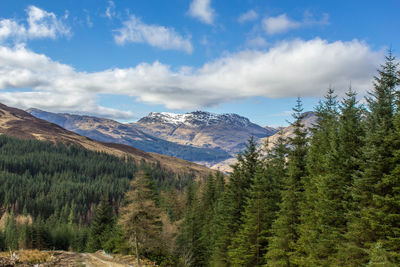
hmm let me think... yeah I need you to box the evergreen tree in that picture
[266,98,308,266]
[367,241,397,267]
[4,212,18,250]
[228,166,279,266]
[87,197,115,252]
[228,135,287,267]
[344,51,400,265]
[119,171,162,267]
[177,182,205,267]
[200,173,225,266]
[210,137,261,266]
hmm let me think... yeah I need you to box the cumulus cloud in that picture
[0,6,70,42]
[238,10,258,23]
[0,38,382,119]
[188,0,215,24]
[263,12,329,35]
[114,15,193,54]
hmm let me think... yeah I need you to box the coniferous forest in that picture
[1,52,400,266]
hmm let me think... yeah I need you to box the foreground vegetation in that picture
[175,52,400,266]
[1,52,399,266]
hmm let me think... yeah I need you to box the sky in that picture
[0,0,399,127]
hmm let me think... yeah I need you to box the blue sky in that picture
[0,0,399,126]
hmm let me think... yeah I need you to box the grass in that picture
[0,249,54,264]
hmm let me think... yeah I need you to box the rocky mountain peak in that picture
[138,111,252,128]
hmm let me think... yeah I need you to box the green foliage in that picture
[343,51,400,266]
[210,137,262,266]
[266,98,309,266]
[86,198,115,252]
[367,241,397,267]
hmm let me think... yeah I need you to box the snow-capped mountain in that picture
[140,111,254,128]
[134,111,278,155]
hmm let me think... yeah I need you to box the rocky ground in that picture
[0,250,157,267]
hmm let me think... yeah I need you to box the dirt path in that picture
[83,253,134,267]
[0,250,142,266]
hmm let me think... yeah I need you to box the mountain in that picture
[262,111,318,150]
[0,103,213,177]
[134,111,278,154]
[27,108,231,163]
[212,112,318,173]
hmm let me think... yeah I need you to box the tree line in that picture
[176,52,400,266]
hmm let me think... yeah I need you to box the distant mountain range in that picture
[27,109,278,166]
[25,106,317,172]
[0,103,214,177]
[27,109,232,164]
[135,111,277,154]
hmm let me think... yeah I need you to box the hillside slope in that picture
[27,108,231,163]
[262,111,318,150]
[0,103,213,177]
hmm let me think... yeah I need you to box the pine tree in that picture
[177,181,207,267]
[119,171,162,267]
[296,89,339,265]
[266,98,308,266]
[4,212,18,250]
[367,241,397,267]
[87,197,115,252]
[344,51,400,266]
[229,166,279,266]
[210,137,261,266]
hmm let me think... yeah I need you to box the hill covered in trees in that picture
[0,102,214,178]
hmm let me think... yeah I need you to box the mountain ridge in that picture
[27,108,231,163]
[0,103,214,177]
[134,110,278,154]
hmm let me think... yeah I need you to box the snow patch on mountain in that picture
[140,111,252,128]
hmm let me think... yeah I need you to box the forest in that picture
[1,52,400,266]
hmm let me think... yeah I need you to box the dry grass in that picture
[18,249,54,264]
[0,250,54,264]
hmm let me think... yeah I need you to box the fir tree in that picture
[344,51,400,266]
[4,212,18,250]
[86,197,115,252]
[228,166,280,266]
[266,98,308,266]
[177,182,205,267]
[211,137,261,266]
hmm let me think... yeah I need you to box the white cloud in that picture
[238,10,258,23]
[114,15,193,54]
[0,6,70,42]
[0,39,382,119]
[105,1,116,20]
[262,14,300,35]
[246,36,268,48]
[262,12,329,35]
[188,0,215,25]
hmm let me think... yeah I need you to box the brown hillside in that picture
[0,103,213,177]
